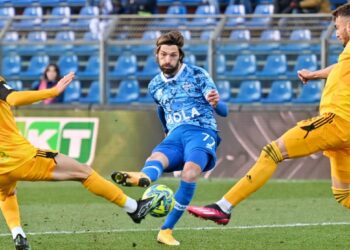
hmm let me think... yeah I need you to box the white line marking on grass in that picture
[0,222,349,237]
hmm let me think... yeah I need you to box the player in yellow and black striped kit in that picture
[0,72,160,250]
[187,3,350,226]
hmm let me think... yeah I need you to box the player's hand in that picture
[297,69,314,84]
[206,90,220,107]
[55,72,75,94]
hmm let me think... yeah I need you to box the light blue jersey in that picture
[149,63,218,133]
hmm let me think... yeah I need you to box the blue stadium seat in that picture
[58,54,79,75]
[250,30,280,52]
[39,0,64,6]
[246,4,274,27]
[17,31,46,55]
[70,6,99,29]
[186,5,217,27]
[109,53,137,79]
[138,91,153,103]
[187,30,212,55]
[131,30,161,55]
[231,80,261,103]
[292,80,323,103]
[328,54,338,65]
[256,54,287,77]
[77,55,99,78]
[286,54,317,77]
[261,80,292,103]
[224,4,245,26]
[63,80,81,103]
[11,0,37,6]
[109,79,140,104]
[42,6,70,29]
[204,53,226,75]
[73,31,100,54]
[160,4,187,27]
[0,0,11,5]
[80,81,100,104]
[226,54,256,77]
[7,80,23,90]
[280,29,312,52]
[2,32,19,54]
[20,54,49,78]
[219,30,250,54]
[0,7,14,28]
[137,55,160,79]
[216,80,231,101]
[66,0,86,6]
[2,54,21,77]
[183,53,196,65]
[46,31,75,54]
[13,6,43,29]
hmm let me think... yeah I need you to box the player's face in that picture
[46,66,58,81]
[157,45,181,76]
[335,16,350,47]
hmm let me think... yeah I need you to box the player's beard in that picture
[160,60,181,76]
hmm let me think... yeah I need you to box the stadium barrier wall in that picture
[14,106,330,179]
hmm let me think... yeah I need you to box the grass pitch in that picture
[0,178,349,250]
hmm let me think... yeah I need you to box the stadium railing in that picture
[0,11,335,105]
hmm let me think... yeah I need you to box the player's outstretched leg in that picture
[127,196,163,224]
[111,159,164,187]
[187,202,231,225]
[0,194,31,250]
[188,142,283,225]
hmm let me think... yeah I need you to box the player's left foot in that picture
[127,196,162,224]
[157,229,180,246]
[111,171,151,187]
[187,204,231,225]
[14,234,31,250]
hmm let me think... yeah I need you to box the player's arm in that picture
[298,64,335,84]
[157,105,169,135]
[5,72,74,106]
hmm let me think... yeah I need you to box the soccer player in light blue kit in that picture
[111,31,227,245]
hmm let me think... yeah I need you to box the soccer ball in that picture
[142,184,175,217]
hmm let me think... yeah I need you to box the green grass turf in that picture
[0,178,349,250]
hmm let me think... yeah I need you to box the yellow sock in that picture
[82,170,127,207]
[224,142,283,206]
[0,194,21,229]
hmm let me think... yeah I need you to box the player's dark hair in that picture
[332,3,350,20]
[156,31,185,62]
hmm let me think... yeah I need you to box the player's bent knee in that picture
[181,166,201,182]
[74,164,92,180]
[332,188,350,209]
[261,141,284,164]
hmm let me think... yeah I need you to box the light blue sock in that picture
[141,160,164,182]
[161,180,196,230]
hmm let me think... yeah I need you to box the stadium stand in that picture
[0,6,14,28]
[109,79,140,104]
[2,53,21,77]
[256,54,287,77]
[63,79,81,103]
[219,29,251,54]
[42,6,71,29]
[79,80,100,103]
[13,6,43,29]
[224,4,245,26]
[216,80,231,101]
[231,80,261,103]
[226,54,256,77]
[292,80,323,103]
[19,54,49,78]
[261,80,293,103]
[109,53,138,79]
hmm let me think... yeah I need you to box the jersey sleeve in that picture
[197,68,218,97]
[0,78,14,101]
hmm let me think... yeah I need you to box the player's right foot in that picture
[14,234,31,250]
[157,229,180,246]
[127,195,162,224]
[111,171,151,187]
[187,203,231,225]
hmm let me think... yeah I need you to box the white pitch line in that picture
[0,221,349,237]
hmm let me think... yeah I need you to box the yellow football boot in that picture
[157,229,180,246]
[111,171,151,187]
